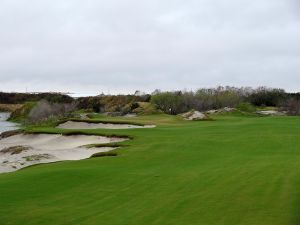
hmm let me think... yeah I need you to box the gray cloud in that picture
[0,0,300,94]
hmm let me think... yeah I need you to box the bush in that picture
[236,102,256,113]
[132,102,159,115]
[76,95,151,113]
[9,102,36,122]
[27,100,77,124]
[0,104,23,112]
[151,92,186,115]
[280,98,300,115]
[195,87,244,111]
[0,92,73,104]
[150,87,294,115]
[151,87,246,115]
[247,87,286,107]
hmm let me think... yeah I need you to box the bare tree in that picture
[280,98,300,115]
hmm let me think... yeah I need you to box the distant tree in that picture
[279,98,300,115]
[151,92,186,115]
[0,92,74,104]
[247,87,286,106]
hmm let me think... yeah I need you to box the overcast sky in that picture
[0,0,300,95]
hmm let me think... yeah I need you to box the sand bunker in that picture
[181,111,209,121]
[57,121,155,129]
[0,133,127,173]
[256,110,286,116]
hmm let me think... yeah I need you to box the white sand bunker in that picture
[57,121,155,129]
[0,133,127,173]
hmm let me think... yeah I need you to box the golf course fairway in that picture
[1,113,300,225]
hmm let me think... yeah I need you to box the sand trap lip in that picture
[57,121,156,130]
[0,133,127,173]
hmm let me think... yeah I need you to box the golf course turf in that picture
[1,113,300,225]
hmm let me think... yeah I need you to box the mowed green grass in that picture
[1,114,300,225]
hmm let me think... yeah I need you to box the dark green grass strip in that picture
[90,151,119,158]
[84,143,129,148]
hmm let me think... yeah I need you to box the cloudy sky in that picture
[0,0,300,95]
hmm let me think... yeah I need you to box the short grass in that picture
[1,114,300,225]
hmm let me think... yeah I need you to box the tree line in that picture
[3,87,300,124]
[0,92,73,104]
[150,86,300,115]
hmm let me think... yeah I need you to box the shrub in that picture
[0,92,73,104]
[132,102,159,115]
[151,87,246,114]
[9,102,36,122]
[236,102,256,113]
[280,98,300,115]
[0,104,23,112]
[76,95,150,113]
[27,100,77,124]
[247,87,286,107]
[151,92,186,115]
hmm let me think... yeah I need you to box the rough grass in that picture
[1,146,31,155]
[84,143,128,148]
[91,151,118,158]
[0,129,23,139]
[1,114,300,225]
[8,102,36,123]
[0,104,23,112]
[23,154,52,161]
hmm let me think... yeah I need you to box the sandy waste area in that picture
[0,134,127,173]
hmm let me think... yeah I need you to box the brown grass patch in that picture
[1,146,31,155]
[0,104,23,112]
